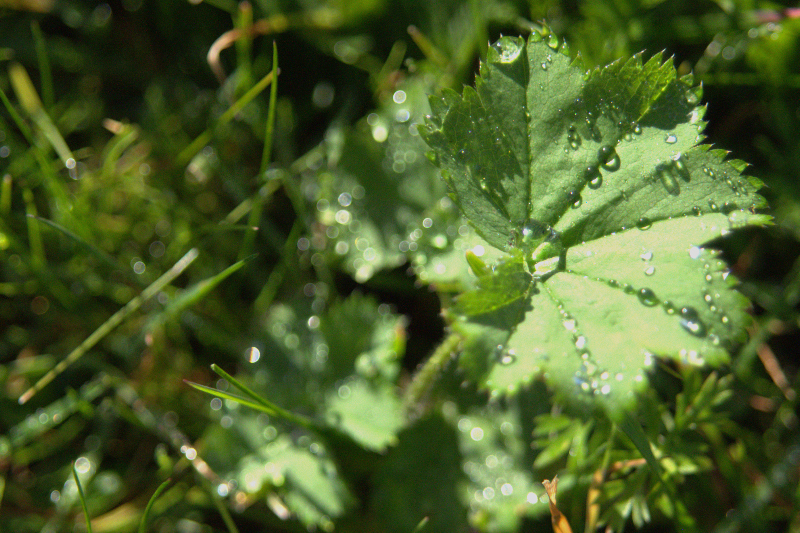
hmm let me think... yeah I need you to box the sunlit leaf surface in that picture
[420,30,769,417]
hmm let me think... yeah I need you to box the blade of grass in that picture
[9,62,74,164]
[234,1,254,94]
[407,25,449,69]
[184,380,309,426]
[1,173,11,217]
[0,84,74,220]
[73,463,93,533]
[29,215,128,273]
[22,189,44,270]
[30,21,54,110]
[412,517,430,532]
[212,364,313,429]
[187,363,316,430]
[176,69,277,167]
[0,473,6,510]
[259,43,279,176]
[207,479,241,533]
[145,253,256,331]
[138,478,172,533]
[240,43,280,260]
[101,122,140,180]
[18,248,200,404]
[252,221,301,314]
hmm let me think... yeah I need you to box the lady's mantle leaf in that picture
[420,30,769,418]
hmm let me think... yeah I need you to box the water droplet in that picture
[640,250,653,261]
[547,34,559,50]
[567,125,582,150]
[540,61,549,70]
[588,175,603,189]
[692,206,702,216]
[644,265,656,276]
[75,456,92,474]
[679,307,708,337]
[248,346,261,363]
[636,217,652,230]
[494,345,517,366]
[562,317,577,331]
[637,288,658,306]
[583,165,600,185]
[623,284,636,295]
[492,38,522,63]
[632,123,642,135]
[665,133,678,144]
[566,189,579,203]
[657,164,680,195]
[663,301,676,314]
[672,154,690,181]
[598,145,620,171]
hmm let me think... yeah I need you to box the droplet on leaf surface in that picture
[679,307,708,337]
[637,288,658,306]
[657,164,680,195]
[492,38,522,63]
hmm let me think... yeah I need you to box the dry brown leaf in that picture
[543,476,573,533]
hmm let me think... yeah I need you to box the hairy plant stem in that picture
[403,331,462,418]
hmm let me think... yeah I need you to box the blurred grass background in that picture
[1,0,799,532]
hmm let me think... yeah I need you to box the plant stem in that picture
[403,331,462,417]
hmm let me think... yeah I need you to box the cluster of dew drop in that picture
[654,148,691,196]
[556,307,623,397]
[561,101,638,207]
[454,412,543,511]
[312,85,436,283]
[407,198,479,283]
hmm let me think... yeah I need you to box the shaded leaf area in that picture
[314,78,446,283]
[370,415,467,533]
[199,293,406,528]
[420,30,769,418]
[408,197,507,291]
[444,383,553,532]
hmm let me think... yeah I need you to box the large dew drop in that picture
[679,307,708,337]
[598,145,620,171]
[637,288,658,307]
[492,38,523,63]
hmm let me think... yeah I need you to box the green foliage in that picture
[421,29,770,417]
[2,2,799,533]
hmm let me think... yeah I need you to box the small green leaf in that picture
[421,29,769,418]
[318,78,446,282]
[324,378,404,451]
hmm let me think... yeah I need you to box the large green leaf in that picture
[420,30,769,418]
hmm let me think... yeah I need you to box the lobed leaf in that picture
[420,29,769,418]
